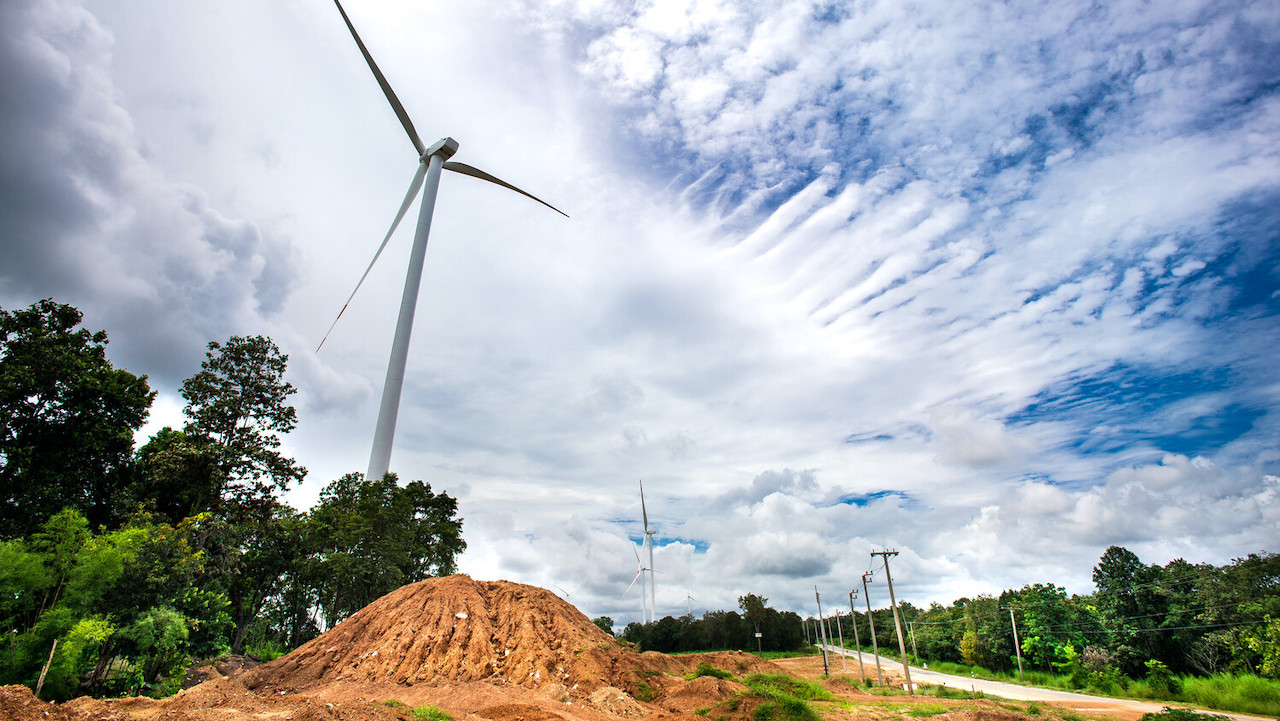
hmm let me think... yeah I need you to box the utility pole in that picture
[1003,605,1025,680]
[872,550,913,695]
[849,590,866,683]
[862,573,884,686]
[835,610,847,672]
[814,586,830,676]
[804,616,810,646]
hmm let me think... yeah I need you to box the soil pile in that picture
[244,574,665,696]
[0,684,126,721]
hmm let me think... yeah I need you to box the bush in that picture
[412,706,453,721]
[753,697,819,721]
[687,663,734,680]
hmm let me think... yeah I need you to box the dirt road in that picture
[817,645,1269,721]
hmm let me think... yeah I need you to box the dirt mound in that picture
[0,684,126,721]
[244,575,652,695]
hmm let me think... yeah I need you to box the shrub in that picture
[687,663,734,680]
[412,706,453,721]
[635,680,658,702]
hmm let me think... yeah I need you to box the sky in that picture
[2,0,1278,627]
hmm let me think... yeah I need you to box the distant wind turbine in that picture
[319,0,568,483]
[641,480,657,622]
[685,592,697,617]
[624,542,650,623]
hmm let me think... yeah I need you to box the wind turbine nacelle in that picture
[425,137,459,160]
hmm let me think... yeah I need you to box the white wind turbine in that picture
[318,0,568,482]
[623,543,650,624]
[640,480,657,622]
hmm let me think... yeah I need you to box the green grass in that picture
[694,707,712,716]
[916,684,979,700]
[906,703,948,717]
[752,696,820,721]
[634,679,658,702]
[1176,673,1280,717]
[412,706,453,721]
[383,699,407,709]
[687,662,735,680]
[761,649,821,659]
[740,673,833,721]
[245,641,287,662]
[743,674,834,701]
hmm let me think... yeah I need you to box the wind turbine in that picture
[320,0,568,483]
[624,542,649,624]
[640,480,657,622]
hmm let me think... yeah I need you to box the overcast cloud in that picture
[1,0,1277,624]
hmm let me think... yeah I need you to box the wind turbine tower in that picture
[640,480,657,623]
[321,0,567,482]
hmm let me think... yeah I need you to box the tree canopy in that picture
[0,300,468,698]
[0,300,154,536]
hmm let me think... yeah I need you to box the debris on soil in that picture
[181,653,263,689]
[588,687,648,719]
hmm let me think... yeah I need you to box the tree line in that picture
[819,546,1278,685]
[0,299,466,699]
[614,593,807,653]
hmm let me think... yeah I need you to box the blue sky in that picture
[1,0,1277,625]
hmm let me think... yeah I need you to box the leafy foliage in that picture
[0,300,154,536]
[0,301,468,699]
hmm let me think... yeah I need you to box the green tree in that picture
[303,472,465,628]
[0,299,154,536]
[196,499,304,654]
[125,428,222,523]
[593,616,615,635]
[739,593,768,649]
[179,335,306,505]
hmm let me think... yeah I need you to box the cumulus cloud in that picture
[0,0,298,382]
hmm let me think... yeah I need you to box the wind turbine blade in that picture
[443,161,570,218]
[623,569,643,596]
[632,543,642,565]
[316,162,427,352]
[640,480,649,532]
[332,0,426,157]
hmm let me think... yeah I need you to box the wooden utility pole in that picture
[849,590,866,683]
[862,572,884,686]
[814,586,830,676]
[1002,605,1025,680]
[872,550,913,695]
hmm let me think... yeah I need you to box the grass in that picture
[739,673,833,721]
[411,706,453,721]
[1176,673,1280,717]
[687,662,736,680]
[744,674,835,702]
[634,679,658,702]
[761,649,821,659]
[1138,708,1230,721]
[383,699,407,709]
[245,641,287,663]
